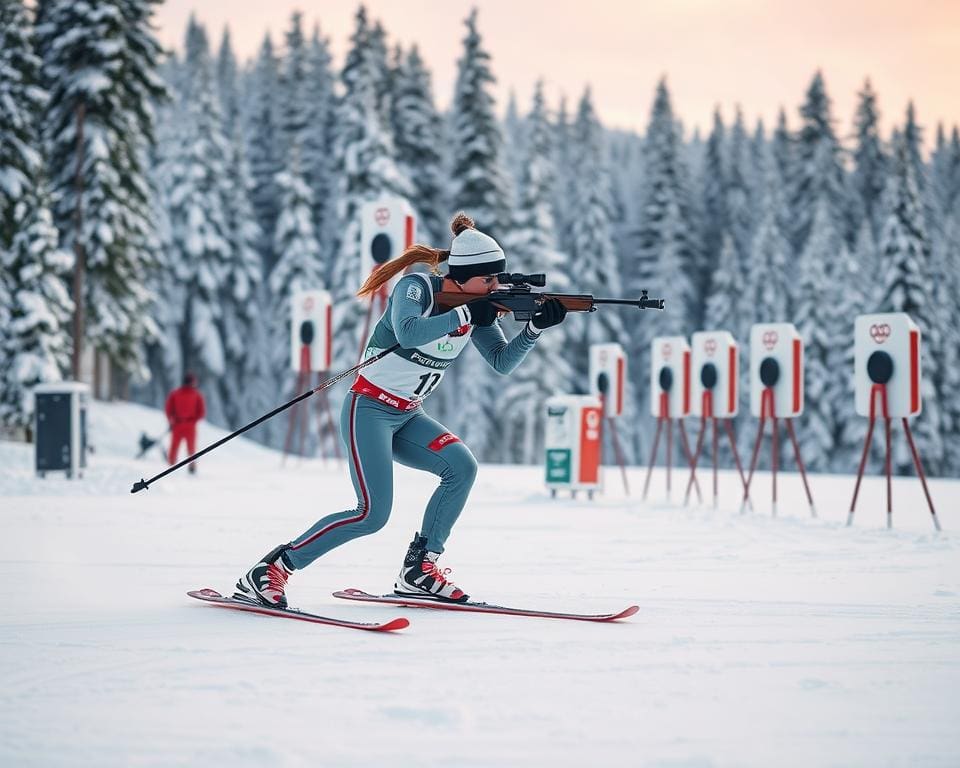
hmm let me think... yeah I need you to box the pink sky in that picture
[153,0,960,142]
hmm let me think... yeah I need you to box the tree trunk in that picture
[71,102,86,381]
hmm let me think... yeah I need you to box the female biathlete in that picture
[234,213,567,607]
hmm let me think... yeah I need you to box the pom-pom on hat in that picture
[446,212,506,282]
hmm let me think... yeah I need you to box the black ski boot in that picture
[234,545,296,608]
[394,533,469,603]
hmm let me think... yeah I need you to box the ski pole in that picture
[130,344,400,493]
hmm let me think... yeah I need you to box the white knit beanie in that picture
[447,227,506,281]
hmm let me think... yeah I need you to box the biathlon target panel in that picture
[690,330,739,418]
[649,336,690,417]
[359,196,416,299]
[290,289,332,372]
[854,313,922,418]
[749,323,804,418]
[589,342,626,417]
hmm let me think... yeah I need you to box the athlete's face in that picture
[458,274,499,294]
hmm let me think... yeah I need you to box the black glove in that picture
[531,298,567,330]
[466,298,498,327]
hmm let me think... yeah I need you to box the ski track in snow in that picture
[1,400,959,767]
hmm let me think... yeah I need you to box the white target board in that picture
[854,313,921,418]
[360,196,416,297]
[649,336,690,418]
[589,343,627,417]
[690,331,738,418]
[290,289,332,372]
[749,323,804,418]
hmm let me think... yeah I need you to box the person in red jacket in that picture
[165,372,206,473]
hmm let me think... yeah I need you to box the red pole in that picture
[848,385,882,526]
[643,417,664,501]
[902,418,941,531]
[740,414,765,514]
[711,416,718,509]
[666,418,674,499]
[678,421,702,503]
[684,413,707,506]
[884,415,893,529]
[785,419,816,517]
[723,419,750,510]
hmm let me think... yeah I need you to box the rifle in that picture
[435,272,665,321]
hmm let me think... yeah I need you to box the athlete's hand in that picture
[466,298,498,326]
[531,298,567,330]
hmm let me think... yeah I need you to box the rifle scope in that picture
[496,272,546,287]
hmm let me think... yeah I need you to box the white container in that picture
[544,395,603,495]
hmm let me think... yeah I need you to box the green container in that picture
[546,449,572,484]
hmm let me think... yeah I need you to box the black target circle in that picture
[759,357,780,387]
[867,351,894,384]
[299,320,315,346]
[700,363,718,390]
[597,372,610,394]
[371,233,393,264]
[659,367,673,392]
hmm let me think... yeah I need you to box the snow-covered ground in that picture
[1,400,958,767]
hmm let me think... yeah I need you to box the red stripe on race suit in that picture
[350,375,421,411]
[428,432,462,451]
[291,394,369,550]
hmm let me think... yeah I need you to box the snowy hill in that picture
[2,399,959,767]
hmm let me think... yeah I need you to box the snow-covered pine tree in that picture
[329,5,413,376]
[215,28,240,130]
[770,108,795,239]
[551,96,578,257]
[703,230,750,459]
[302,25,339,279]
[826,219,867,474]
[851,79,888,245]
[498,81,573,464]
[634,79,701,336]
[503,89,525,191]
[246,33,283,270]
[40,0,166,382]
[0,0,73,430]
[933,214,960,474]
[267,153,325,449]
[449,8,512,241]
[219,121,265,430]
[875,134,943,473]
[567,89,637,463]
[700,108,728,298]
[744,150,792,327]
[367,20,392,124]
[835,217,881,470]
[789,72,855,254]
[160,19,233,425]
[726,106,756,268]
[391,45,448,245]
[279,11,309,159]
[0,189,75,432]
[792,196,841,472]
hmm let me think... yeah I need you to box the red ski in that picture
[187,589,409,632]
[333,589,639,623]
